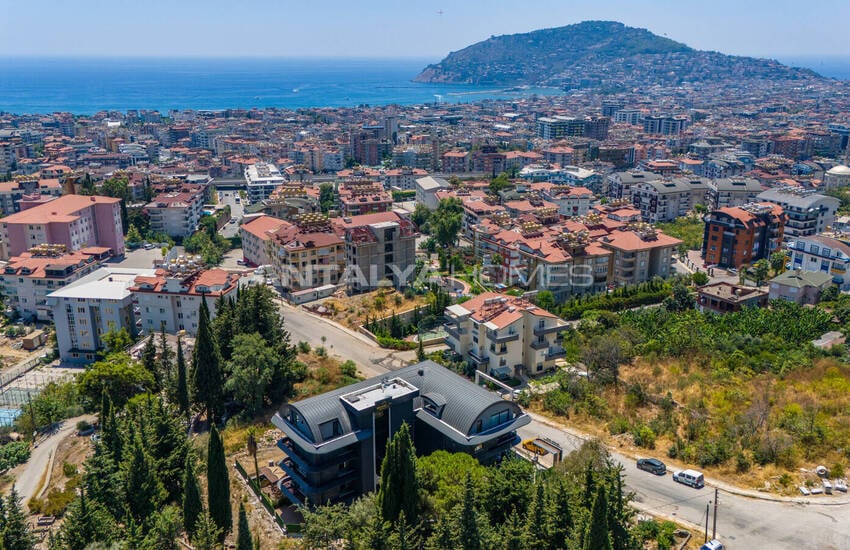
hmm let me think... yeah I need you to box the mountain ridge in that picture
[415,21,823,87]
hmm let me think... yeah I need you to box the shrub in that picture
[830,463,845,479]
[76,420,91,432]
[340,360,357,378]
[625,382,648,408]
[608,416,631,436]
[297,341,311,354]
[62,461,78,477]
[633,424,656,449]
[778,473,793,487]
[315,346,327,357]
[735,452,751,473]
[542,390,572,417]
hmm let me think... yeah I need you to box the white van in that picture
[672,469,705,488]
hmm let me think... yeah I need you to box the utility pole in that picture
[704,502,710,543]
[713,487,719,540]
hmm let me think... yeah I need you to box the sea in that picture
[0,55,848,115]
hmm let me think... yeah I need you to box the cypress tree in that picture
[123,428,166,522]
[524,481,548,549]
[207,424,232,537]
[582,463,595,510]
[236,503,252,550]
[176,335,190,416]
[160,322,173,391]
[191,512,222,550]
[101,394,123,461]
[183,454,203,536]
[191,296,223,424]
[549,481,573,549]
[458,472,481,550]
[3,485,35,550]
[377,422,418,524]
[583,487,611,550]
[142,333,158,388]
[501,509,525,550]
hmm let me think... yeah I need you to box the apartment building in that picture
[756,188,840,239]
[145,185,205,238]
[702,203,786,268]
[271,361,530,505]
[0,194,124,260]
[1,245,107,321]
[338,182,392,216]
[444,293,568,379]
[415,176,450,209]
[333,211,418,292]
[600,226,682,286]
[383,168,428,191]
[643,115,688,135]
[239,214,289,267]
[442,151,470,173]
[768,270,834,304]
[245,162,286,204]
[267,215,345,292]
[706,177,764,210]
[48,267,151,364]
[631,176,710,223]
[538,185,594,217]
[787,234,850,290]
[130,264,240,335]
[0,177,63,216]
[606,171,655,201]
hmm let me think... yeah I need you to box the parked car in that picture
[700,540,724,550]
[637,458,666,475]
[672,469,705,488]
[229,217,237,224]
[143,243,155,250]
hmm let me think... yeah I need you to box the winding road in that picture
[281,302,850,549]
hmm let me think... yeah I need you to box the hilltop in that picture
[415,20,823,88]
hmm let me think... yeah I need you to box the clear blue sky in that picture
[0,0,846,59]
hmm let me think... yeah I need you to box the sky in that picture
[0,0,847,60]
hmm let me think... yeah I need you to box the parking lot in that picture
[110,246,186,269]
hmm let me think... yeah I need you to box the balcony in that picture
[487,330,519,344]
[533,324,565,336]
[468,349,489,364]
[490,345,509,356]
[443,323,465,340]
[546,347,567,360]
[530,339,549,350]
[278,476,306,506]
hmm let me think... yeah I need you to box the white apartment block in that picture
[146,187,204,238]
[245,163,286,204]
[444,293,568,379]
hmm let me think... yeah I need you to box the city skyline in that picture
[0,0,848,59]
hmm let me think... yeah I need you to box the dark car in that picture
[637,458,666,475]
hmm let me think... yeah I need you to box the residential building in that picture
[444,293,568,379]
[442,151,470,173]
[769,270,834,304]
[631,176,710,223]
[1,245,108,321]
[701,203,787,268]
[271,361,530,505]
[787,234,850,290]
[130,264,240,335]
[333,211,418,292]
[697,282,768,314]
[245,163,286,204]
[606,171,655,201]
[0,194,124,260]
[706,177,764,210]
[0,177,63,216]
[538,185,594,218]
[267,214,345,291]
[643,115,688,135]
[145,185,205,238]
[338,182,392,216]
[415,176,449,209]
[600,225,682,286]
[537,117,585,139]
[239,214,289,267]
[48,267,152,364]
[756,188,840,239]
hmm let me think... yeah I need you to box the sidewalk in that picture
[527,411,850,507]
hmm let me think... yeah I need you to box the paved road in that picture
[11,416,92,504]
[286,305,850,549]
[218,190,245,239]
[279,302,415,378]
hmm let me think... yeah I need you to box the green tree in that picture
[191,297,223,423]
[489,172,512,194]
[412,203,432,232]
[524,481,549,549]
[159,324,173,394]
[183,454,203,537]
[535,290,556,312]
[482,456,533,525]
[59,489,117,550]
[458,472,481,550]
[770,250,788,275]
[141,333,158,387]
[236,503,252,550]
[246,428,260,486]
[191,513,223,550]
[418,450,487,517]
[207,425,231,537]
[126,223,144,244]
[752,259,771,286]
[175,336,190,416]
[377,422,419,524]
[584,486,611,550]
[3,486,35,550]
[319,182,335,213]
[78,352,155,409]
[81,450,124,521]
[123,428,166,523]
[430,197,463,248]
[224,333,277,416]
[100,325,133,356]
[139,505,181,550]
[663,282,695,312]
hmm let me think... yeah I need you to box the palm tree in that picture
[246,427,260,485]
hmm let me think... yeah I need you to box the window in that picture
[319,419,342,440]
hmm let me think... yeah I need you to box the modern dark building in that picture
[272,361,530,506]
[702,202,787,268]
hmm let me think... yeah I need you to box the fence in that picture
[233,459,296,534]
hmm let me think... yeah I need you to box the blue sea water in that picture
[0,56,848,116]
[0,57,563,115]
